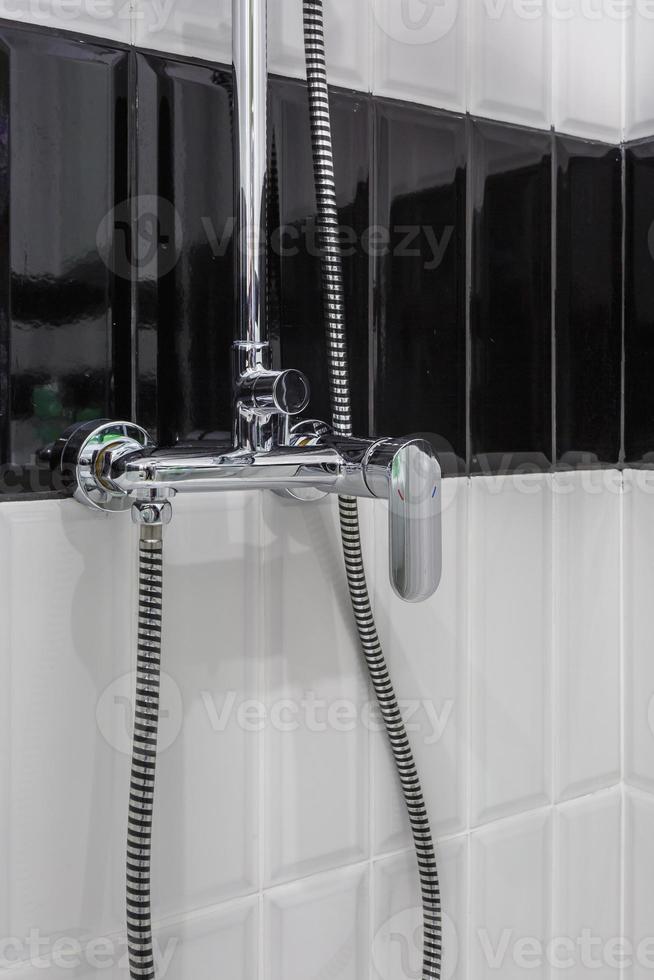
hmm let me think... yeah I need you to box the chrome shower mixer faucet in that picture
[49,0,442,605]
[51,387,442,603]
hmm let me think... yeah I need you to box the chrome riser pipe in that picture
[233,0,268,360]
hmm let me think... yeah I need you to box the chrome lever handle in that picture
[365,438,442,603]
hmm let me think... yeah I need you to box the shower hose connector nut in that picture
[131,497,174,528]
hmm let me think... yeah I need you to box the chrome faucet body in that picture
[52,419,442,602]
[49,0,443,602]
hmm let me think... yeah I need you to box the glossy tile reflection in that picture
[470,118,552,474]
[134,54,234,445]
[0,22,130,492]
[625,139,654,465]
[374,99,466,475]
[0,19,641,489]
[268,77,370,437]
[556,136,622,467]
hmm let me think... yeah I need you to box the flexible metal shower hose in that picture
[301,3,443,977]
[126,527,164,980]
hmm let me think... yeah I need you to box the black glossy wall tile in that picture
[0,22,129,493]
[625,139,654,465]
[373,99,466,475]
[0,18,637,489]
[555,136,622,467]
[470,118,552,474]
[268,77,370,437]
[135,53,234,445]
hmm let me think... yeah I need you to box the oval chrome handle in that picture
[364,438,442,603]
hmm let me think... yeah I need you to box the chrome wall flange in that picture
[51,420,155,513]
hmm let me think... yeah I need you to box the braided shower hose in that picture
[126,526,164,980]
[301,3,443,978]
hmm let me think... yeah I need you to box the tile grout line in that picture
[464,115,474,474]
[620,141,627,465]
[620,474,626,789]
[549,474,557,980]
[367,90,377,439]
[620,3,630,143]
[551,133,558,467]
[619,474,626,979]
[257,494,266,980]
[464,476,473,980]
[550,475,558,811]
[367,501,377,980]
[549,799,558,980]
[367,0,374,99]
[620,783,627,980]
[464,0,471,115]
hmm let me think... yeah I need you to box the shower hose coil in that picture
[122,6,442,980]
[302,2,443,977]
[126,531,163,980]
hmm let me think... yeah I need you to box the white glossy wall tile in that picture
[470,475,552,826]
[470,808,553,980]
[553,471,621,801]
[625,6,654,141]
[0,509,8,946]
[133,0,231,64]
[269,0,370,92]
[264,864,369,980]
[0,470,641,976]
[372,478,468,853]
[553,790,622,979]
[469,0,551,128]
[624,789,654,980]
[154,899,258,980]
[552,4,624,142]
[371,0,466,112]
[0,500,133,948]
[262,494,371,886]
[151,494,261,917]
[624,470,654,793]
[0,0,131,43]
[373,837,468,980]
[0,0,641,142]
[0,897,258,979]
